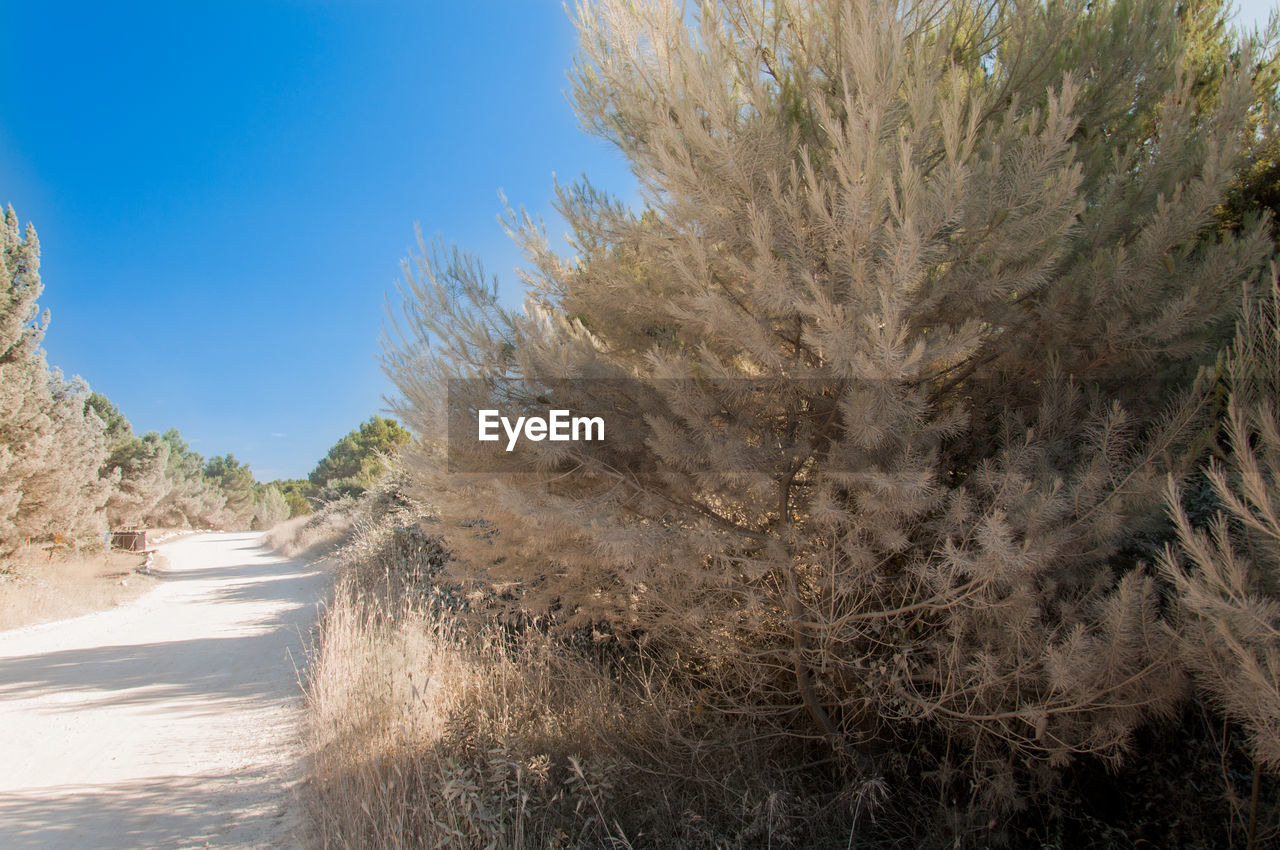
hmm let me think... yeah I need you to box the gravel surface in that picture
[0,532,330,849]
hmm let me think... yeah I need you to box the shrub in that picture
[1161,278,1280,771]
[386,0,1277,819]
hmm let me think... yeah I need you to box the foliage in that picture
[386,0,1277,821]
[267,478,315,517]
[0,206,113,551]
[251,484,290,530]
[87,392,132,447]
[103,431,171,527]
[1220,134,1280,248]
[94,410,230,530]
[265,494,365,559]
[300,485,852,850]
[148,428,227,528]
[1212,2,1280,249]
[1161,279,1280,771]
[0,204,255,540]
[308,416,410,499]
[204,454,256,529]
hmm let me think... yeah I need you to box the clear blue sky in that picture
[0,1,634,481]
[1240,0,1279,28]
[1,2,1275,482]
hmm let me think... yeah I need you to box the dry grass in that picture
[299,517,861,849]
[303,586,820,848]
[267,500,360,559]
[305,584,634,848]
[299,501,1280,848]
[0,545,156,632]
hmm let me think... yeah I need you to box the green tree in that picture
[103,431,171,527]
[204,454,256,529]
[144,428,224,528]
[267,478,314,517]
[87,393,132,448]
[388,0,1277,815]
[309,416,409,499]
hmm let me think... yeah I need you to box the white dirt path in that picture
[0,532,330,849]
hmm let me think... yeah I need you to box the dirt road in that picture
[0,532,329,849]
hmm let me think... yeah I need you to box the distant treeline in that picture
[0,205,406,554]
[266,415,410,518]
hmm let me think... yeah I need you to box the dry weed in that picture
[0,545,155,631]
[300,517,853,848]
[267,499,361,559]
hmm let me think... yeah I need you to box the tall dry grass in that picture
[266,497,362,559]
[298,512,869,849]
[306,583,627,848]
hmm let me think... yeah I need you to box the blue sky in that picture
[1240,0,1279,27]
[1,1,1276,482]
[0,1,635,481]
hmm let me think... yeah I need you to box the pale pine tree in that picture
[204,454,256,529]
[150,429,227,528]
[251,485,290,530]
[104,433,173,527]
[387,0,1276,807]
[0,206,47,543]
[37,373,113,540]
[0,208,112,550]
[1160,278,1280,770]
[91,402,223,530]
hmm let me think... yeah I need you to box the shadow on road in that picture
[0,535,329,849]
[0,633,303,712]
[0,769,299,849]
[0,543,327,711]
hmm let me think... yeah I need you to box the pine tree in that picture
[1160,278,1280,771]
[0,207,112,551]
[150,428,226,528]
[204,454,256,529]
[97,417,228,530]
[268,479,314,517]
[251,485,290,530]
[387,0,1277,807]
[0,205,49,545]
[309,416,410,499]
[104,432,172,527]
[87,392,133,447]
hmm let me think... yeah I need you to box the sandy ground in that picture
[0,532,330,849]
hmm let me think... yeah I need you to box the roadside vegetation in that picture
[0,545,157,631]
[0,202,312,626]
[6,0,1279,843]
[0,207,292,552]
[264,416,413,558]
[294,0,1280,846]
[0,189,418,571]
[265,416,412,521]
[266,499,362,560]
